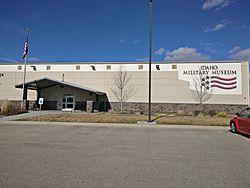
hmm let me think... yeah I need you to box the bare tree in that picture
[111,65,135,113]
[191,73,213,115]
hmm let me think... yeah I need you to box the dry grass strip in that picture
[21,113,230,126]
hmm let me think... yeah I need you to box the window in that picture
[17,66,22,70]
[172,64,177,69]
[138,65,143,70]
[46,65,51,70]
[106,65,111,70]
[76,65,80,70]
[240,109,250,118]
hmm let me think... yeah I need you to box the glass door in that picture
[62,94,75,109]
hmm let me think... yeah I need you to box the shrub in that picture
[192,110,199,117]
[209,110,217,117]
[9,103,22,115]
[176,110,186,116]
[108,109,116,114]
[186,111,193,116]
[0,99,10,115]
[200,110,207,116]
[0,99,24,115]
[217,111,227,118]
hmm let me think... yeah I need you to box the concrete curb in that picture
[0,120,229,130]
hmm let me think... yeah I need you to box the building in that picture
[0,61,249,113]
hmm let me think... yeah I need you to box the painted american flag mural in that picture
[210,76,237,90]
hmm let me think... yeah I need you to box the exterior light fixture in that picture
[156,65,160,70]
[31,65,37,71]
[91,65,96,71]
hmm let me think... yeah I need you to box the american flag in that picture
[210,76,237,90]
[23,36,28,59]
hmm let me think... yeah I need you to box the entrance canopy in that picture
[15,77,105,95]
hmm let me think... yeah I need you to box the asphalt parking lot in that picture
[0,122,249,188]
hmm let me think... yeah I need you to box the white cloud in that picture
[136,57,149,62]
[202,0,234,10]
[239,25,250,37]
[211,23,225,31]
[229,48,250,60]
[28,57,41,61]
[240,25,250,31]
[229,46,241,54]
[0,57,18,63]
[133,39,142,44]
[204,48,217,53]
[205,20,230,32]
[0,18,22,32]
[200,41,226,47]
[68,0,77,5]
[200,42,213,46]
[154,48,165,55]
[29,13,43,23]
[120,39,125,43]
[215,41,227,46]
[164,47,209,61]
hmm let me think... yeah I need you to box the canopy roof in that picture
[15,77,105,95]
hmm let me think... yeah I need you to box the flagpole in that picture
[21,28,29,111]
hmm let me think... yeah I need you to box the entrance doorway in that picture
[62,94,75,109]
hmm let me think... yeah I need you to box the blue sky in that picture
[0,0,250,63]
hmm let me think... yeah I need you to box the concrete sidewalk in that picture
[0,110,63,121]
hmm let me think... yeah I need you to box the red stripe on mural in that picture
[211,80,237,85]
[211,84,237,90]
[211,76,236,81]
